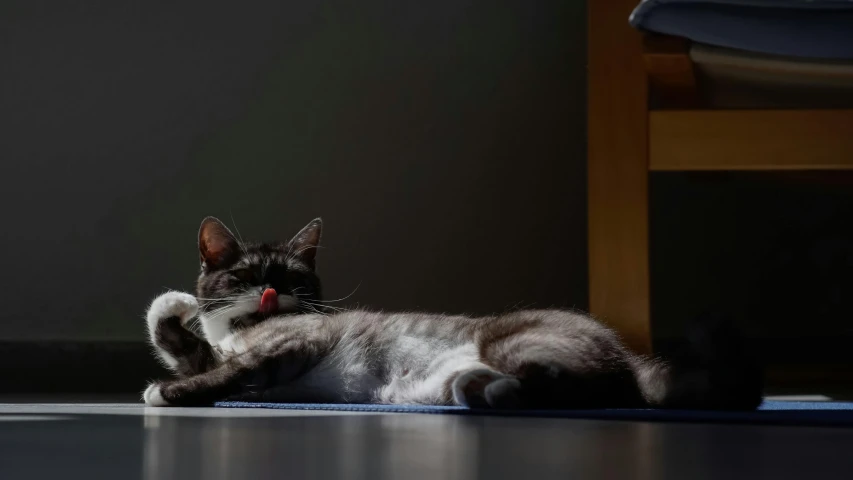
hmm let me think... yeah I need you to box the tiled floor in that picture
[1,403,853,479]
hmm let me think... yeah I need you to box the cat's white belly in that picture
[218,331,383,402]
[216,326,483,405]
[378,342,487,405]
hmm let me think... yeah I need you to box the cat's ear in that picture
[198,217,240,270]
[288,218,322,268]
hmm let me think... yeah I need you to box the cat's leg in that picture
[143,361,246,407]
[143,336,328,407]
[452,362,640,410]
[476,312,645,409]
[146,291,216,377]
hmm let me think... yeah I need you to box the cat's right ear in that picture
[198,217,239,270]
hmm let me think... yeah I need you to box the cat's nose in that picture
[259,288,278,315]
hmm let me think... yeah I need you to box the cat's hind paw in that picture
[452,368,521,409]
[142,383,171,407]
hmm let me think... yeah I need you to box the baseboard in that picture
[0,341,168,394]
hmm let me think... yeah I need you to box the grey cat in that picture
[144,217,762,409]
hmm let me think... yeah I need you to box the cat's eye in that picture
[231,269,257,284]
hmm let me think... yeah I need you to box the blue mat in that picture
[215,400,853,428]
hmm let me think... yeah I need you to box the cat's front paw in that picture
[146,291,199,332]
[142,383,171,407]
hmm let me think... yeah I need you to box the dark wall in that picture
[0,1,587,340]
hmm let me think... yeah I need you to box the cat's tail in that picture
[632,315,764,410]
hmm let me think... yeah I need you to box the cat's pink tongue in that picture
[259,288,278,315]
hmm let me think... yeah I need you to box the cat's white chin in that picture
[199,294,300,345]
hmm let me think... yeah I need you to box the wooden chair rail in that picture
[650,110,853,171]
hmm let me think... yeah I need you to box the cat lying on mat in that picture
[144,217,762,410]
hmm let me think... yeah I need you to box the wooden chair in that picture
[588,0,853,353]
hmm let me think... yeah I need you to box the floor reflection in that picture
[2,405,853,480]
[141,413,671,479]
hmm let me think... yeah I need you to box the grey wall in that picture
[0,1,587,340]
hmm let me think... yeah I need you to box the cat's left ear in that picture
[288,218,322,268]
[198,217,240,270]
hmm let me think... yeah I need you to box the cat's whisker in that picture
[199,302,240,312]
[195,291,254,302]
[299,303,329,317]
[200,306,240,322]
[312,283,361,304]
[196,301,243,310]
[290,287,308,295]
[200,303,237,313]
[186,318,203,332]
[204,305,239,318]
[300,300,345,313]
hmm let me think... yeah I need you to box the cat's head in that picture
[195,216,323,344]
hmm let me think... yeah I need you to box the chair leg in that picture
[587,0,651,353]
